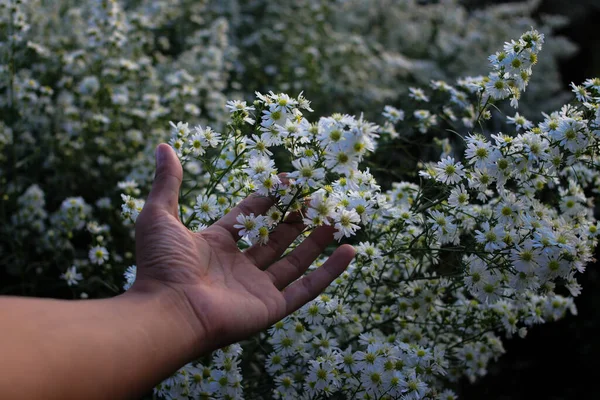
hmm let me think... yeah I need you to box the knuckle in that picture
[286,252,303,271]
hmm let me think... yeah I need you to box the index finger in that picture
[282,244,355,314]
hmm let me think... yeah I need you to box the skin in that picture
[0,144,355,400]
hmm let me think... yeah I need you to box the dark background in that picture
[458,1,600,398]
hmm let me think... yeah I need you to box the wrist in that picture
[122,278,208,361]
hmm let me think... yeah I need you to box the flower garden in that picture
[1,0,598,399]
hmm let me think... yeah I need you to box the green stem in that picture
[205,149,247,197]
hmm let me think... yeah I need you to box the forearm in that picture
[0,281,203,400]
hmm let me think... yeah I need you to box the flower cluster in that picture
[154,344,244,399]
[143,29,600,399]
[1,0,232,297]
[484,29,545,107]
[160,91,383,245]
[0,0,575,299]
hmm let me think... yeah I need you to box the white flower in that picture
[520,132,550,162]
[402,369,428,399]
[304,191,336,226]
[507,112,533,131]
[123,265,137,291]
[270,331,297,357]
[428,210,458,244]
[333,209,361,240]
[434,156,465,185]
[317,117,345,147]
[511,240,543,274]
[194,194,219,221]
[262,104,289,127]
[278,118,311,144]
[78,76,100,95]
[355,344,385,372]
[89,246,109,265]
[360,366,385,396]
[570,83,591,102]
[233,213,267,240]
[447,185,469,208]
[254,173,281,196]
[168,137,185,157]
[245,134,273,157]
[289,158,325,187]
[299,301,326,326]
[488,51,511,69]
[583,77,600,91]
[260,125,284,146]
[117,179,139,194]
[61,265,83,286]
[355,241,381,260]
[549,117,588,152]
[305,360,337,394]
[485,72,511,100]
[188,133,206,156]
[324,146,358,176]
[383,105,405,123]
[413,109,437,134]
[225,100,255,113]
[474,222,506,252]
[194,125,222,148]
[409,87,430,102]
[169,121,190,139]
[274,374,297,398]
[266,352,286,374]
[121,194,144,222]
[244,155,276,179]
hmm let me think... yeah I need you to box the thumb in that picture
[146,143,183,218]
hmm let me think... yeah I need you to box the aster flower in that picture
[225,100,255,113]
[333,209,361,241]
[434,156,465,185]
[89,245,109,265]
[61,265,83,286]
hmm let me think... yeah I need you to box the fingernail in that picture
[156,145,166,168]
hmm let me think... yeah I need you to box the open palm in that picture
[133,144,354,351]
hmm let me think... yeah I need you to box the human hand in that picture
[131,144,355,355]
